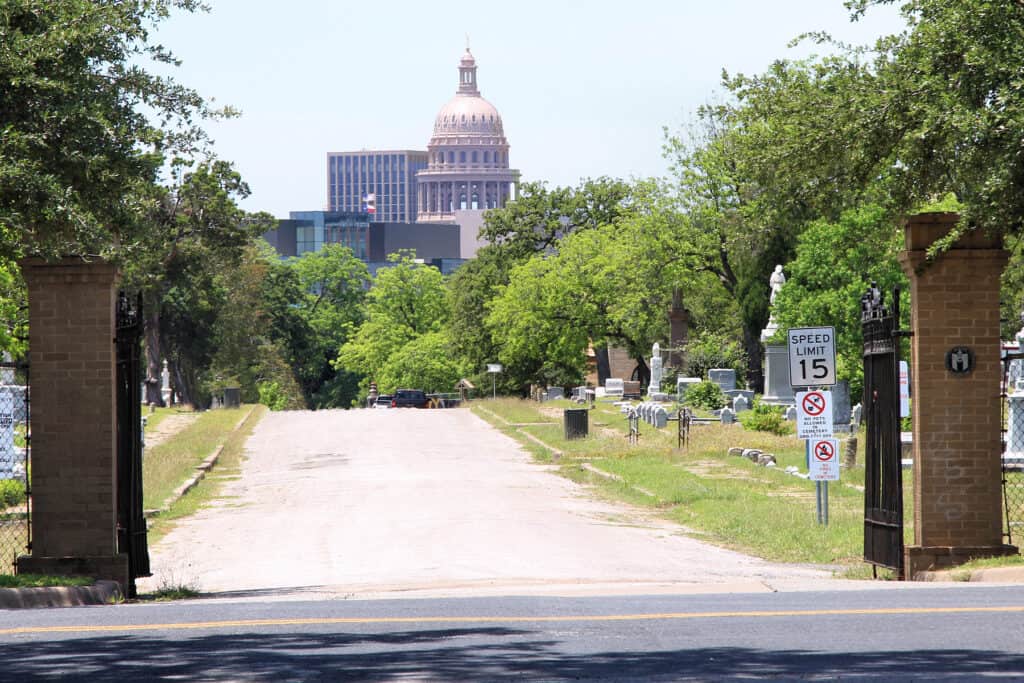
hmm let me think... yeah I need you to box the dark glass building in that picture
[286,211,372,259]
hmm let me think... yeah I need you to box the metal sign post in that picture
[486,363,502,399]
[790,327,838,526]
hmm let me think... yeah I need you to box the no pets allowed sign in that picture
[796,389,833,440]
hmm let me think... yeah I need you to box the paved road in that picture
[139,408,836,599]
[4,587,1024,681]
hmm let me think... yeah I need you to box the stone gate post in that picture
[898,213,1018,576]
[16,258,128,588]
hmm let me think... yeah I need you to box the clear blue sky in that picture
[151,1,906,218]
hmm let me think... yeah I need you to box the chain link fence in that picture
[1001,352,1024,546]
[0,365,29,574]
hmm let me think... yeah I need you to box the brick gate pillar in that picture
[898,213,1018,577]
[16,258,128,588]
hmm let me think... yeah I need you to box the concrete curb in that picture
[921,565,1024,583]
[0,580,121,610]
[146,405,256,519]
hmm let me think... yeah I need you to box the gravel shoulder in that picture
[139,408,850,601]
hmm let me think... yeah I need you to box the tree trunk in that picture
[143,304,164,406]
[595,346,611,385]
[742,323,764,394]
[169,357,196,409]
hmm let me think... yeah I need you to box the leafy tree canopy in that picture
[0,0,230,259]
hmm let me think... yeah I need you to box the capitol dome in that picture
[416,48,520,226]
[432,96,505,137]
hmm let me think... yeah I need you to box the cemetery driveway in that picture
[138,408,838,600]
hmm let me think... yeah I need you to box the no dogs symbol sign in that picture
[809,439,840,481]
[796,390,833,440]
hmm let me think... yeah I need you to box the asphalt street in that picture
[2,586,1024,681]
[7,407,1024,680]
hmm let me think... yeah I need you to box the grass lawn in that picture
[143,406,257,511]
[144,405,265,546]
[475,397,916,577]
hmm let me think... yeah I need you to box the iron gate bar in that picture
[115,291,150,597]
[861,284,906,578]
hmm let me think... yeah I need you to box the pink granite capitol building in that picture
[416,48,520,243]
[323,47,520,259]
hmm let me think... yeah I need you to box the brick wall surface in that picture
[899,216,1006,551]
[21,259,119,558]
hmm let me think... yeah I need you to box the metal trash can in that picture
[223,387,241,409]
[564,408,589,440]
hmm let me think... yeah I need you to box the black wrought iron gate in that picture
[861,284,905,577]
[116,292,150,597]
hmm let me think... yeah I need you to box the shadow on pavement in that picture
[3,627,1024,681]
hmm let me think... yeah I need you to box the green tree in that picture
[662,113,795,391]
[286,244,368,407]
[771,204,907,397]
[0,0,228,258]
[478,177,635,259]
[120,160,269,406]
[335,253,449,400]
[377,331,466,395]
[725,0,1024,240]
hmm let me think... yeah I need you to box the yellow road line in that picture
[4,605,1024,636]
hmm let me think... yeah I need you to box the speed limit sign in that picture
[788,326,836,387]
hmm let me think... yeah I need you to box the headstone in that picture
[831,380,852,433]
[724,389,755,404]
[720,407,736,425]
[546,386,564,401]
[708,368,736,392]
[851,403,863,428]
[761,343,796,406]
[622,380,641,398]
[784,405,798,421]
[1007,396,1024,455]
[161,359,172,406]
[733,395,750,413]
[653,406,668,429]
[677,377,702,399]
[648,342,663,396]
[605,378,624,396]
[0,352,14,385]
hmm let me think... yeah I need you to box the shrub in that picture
[257,381,289,411]
[0,478,26,508]
[739,403,793,436]
[684,381,728,411]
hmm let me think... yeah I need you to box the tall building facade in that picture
[416,49,520,232]
[327,150,428,223]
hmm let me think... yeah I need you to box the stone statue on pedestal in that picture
[648,342,662,396]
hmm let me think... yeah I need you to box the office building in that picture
[326,150,428,223]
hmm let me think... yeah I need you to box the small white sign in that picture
[899,360,910,418]
[788,326,837,387]
[796,390,833,439]
[486,363,503,373]
[808,438,841,481]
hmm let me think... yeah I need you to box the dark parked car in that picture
[391,389,430,408]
